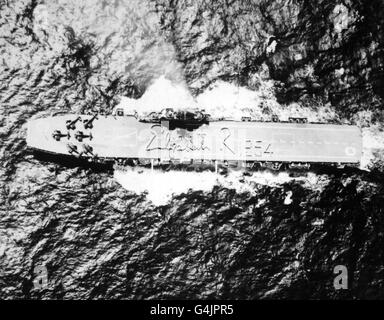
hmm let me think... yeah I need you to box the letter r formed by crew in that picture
[333,265,348,290]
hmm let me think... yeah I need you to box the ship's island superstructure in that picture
[26,108,362,171]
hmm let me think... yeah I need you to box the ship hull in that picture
[26,115,362,166]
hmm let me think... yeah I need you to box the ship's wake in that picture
[116,75,339,122]
[113,167,330,206]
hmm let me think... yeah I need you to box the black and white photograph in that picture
[1,0,384,306]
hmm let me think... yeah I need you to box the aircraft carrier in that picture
[26,108,363,171]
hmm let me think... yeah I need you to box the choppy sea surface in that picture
[1,0,384,299]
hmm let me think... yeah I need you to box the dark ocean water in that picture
[1,0,384,299]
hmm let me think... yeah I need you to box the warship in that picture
[26,108,363,171]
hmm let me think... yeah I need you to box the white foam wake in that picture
[115,75,338,122]
[114,168,329,206]
[361,125,384,170]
